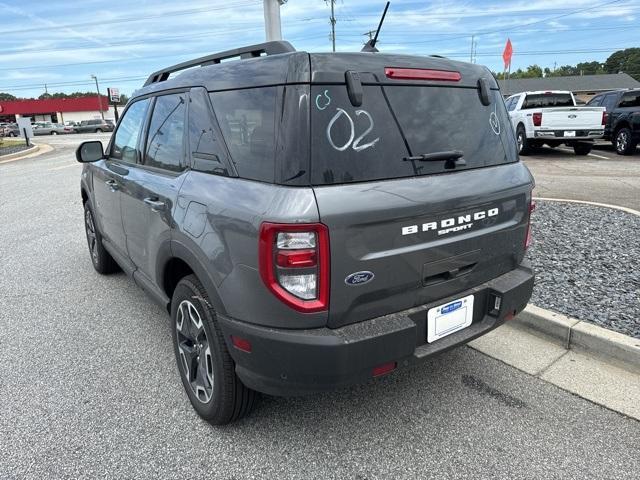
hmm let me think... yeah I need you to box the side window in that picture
[587,95,602,106]
[619,92,640,108]
[188,89,229,176]
[507,97,518,111]
[143,93,186,172]
[209,87,276,183]
[603,94,619,111]
[111,98,150,163]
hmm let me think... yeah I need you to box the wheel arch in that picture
[160,242,228,316]
[613,120,631,135]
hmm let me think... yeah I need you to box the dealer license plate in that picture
[564,131,576,137]
[427,295,474,343]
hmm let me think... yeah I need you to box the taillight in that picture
[385,67,461,82]
[532,112,542,127]
[602,111,607,125]
[259,223,330,313]
[525,200,536,250]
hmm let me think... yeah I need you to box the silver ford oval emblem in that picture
[345,271,375,286]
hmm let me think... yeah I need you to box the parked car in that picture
[32,122,73,135]
[52,123,74,135]
[0,122,19,137]
[505,90,606,155]
[75,41,535,425]
[32,122,56,135]
[74,119,115,133]
[587,89,640,155]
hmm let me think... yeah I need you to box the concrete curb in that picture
[0,143,39,162]
[515,304,640,371]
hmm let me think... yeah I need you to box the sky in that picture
[0,0,638,99]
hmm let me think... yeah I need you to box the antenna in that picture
[362,1,390,52]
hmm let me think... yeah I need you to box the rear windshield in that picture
[522,93,574,109]
[310,85,517,185]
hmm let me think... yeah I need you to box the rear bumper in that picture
[533,129,603,140]
[218,262,534,396]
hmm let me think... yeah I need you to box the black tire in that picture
[516,125,531,156]
[614,127,636,155]
[8,132,16,137]
[573,143,592,156]
[83,200,120,274]
[95,128,103,133]
[171,275,256,425]
[50,131,58,135]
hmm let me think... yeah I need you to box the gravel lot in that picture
[528,200,640,338]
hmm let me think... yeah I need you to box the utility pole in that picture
[44,84,48,94]
[470,35,474,63]
[326,0,336,52]
[90,74,105,120]
[263,0,284,41]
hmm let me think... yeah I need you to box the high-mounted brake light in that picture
[259,223,330,313]
[532,112,542,127]
[525,200,536,250]
[385,67,461,82]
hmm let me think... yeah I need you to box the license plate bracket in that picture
[427,295,474,343]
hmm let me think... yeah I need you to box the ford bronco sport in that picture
[76,41,535,425]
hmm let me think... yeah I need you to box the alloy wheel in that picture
[617,131,628,153]
[176,300,214,404]
[517,132,524,153]
[84,208,98,264]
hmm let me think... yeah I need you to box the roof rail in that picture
[143,41,296,86]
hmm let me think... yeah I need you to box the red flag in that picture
[502,38,513,69]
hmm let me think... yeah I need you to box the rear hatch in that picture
[309,53,534,328]
[539,107,605,130]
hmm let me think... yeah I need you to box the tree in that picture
[576,61,605,75]
[604,48,640,80]
[0,92,17,101]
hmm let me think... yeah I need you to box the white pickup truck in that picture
[505,90,606,156]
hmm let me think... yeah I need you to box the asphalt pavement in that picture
[524,143,640,210]
[1,135,639,480]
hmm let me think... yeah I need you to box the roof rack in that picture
[143,41,295,86]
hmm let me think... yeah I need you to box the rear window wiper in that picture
[403,150,466,168]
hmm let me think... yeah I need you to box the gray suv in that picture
[76,41,535,424]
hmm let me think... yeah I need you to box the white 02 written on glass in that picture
[326,108,380,152]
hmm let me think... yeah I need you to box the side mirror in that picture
[76,141,105,163]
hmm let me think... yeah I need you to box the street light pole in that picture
[90,74,105,121]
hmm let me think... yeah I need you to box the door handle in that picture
[105,179,119,191]
[144,197,166,211]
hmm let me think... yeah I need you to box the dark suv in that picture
[76,41,535,424]
[587,89,640,155]
[74,119,115,133]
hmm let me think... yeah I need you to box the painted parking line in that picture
[557,147,611,160]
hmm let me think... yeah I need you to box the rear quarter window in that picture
[209,88,276,183]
